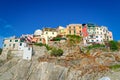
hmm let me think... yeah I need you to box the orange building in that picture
[65,24,82,36]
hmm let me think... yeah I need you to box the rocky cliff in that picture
[0,46,120,80]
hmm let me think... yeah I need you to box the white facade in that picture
[43,31,57,40]
[3,37,32,60]
[86,26,113,45]
[23,47,32,60]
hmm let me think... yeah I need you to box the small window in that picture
[92,40,94,42]
[97,40,99,42]
[69,30,71,34]
[96,36,98,38]
[69,26,71,29]
[74,26,75,29]
[28,48,30,50]
[10,40,12,42]
[40,39,42,41]
[46,32,48,34]
[79,26,81,29]
[74,30,76,34]
[20,43,22,46]
[9,44,11,46]
[52,32,54,34]
[4,44,6,47]
[15,40,18,42]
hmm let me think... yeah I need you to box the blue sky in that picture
[0,0,120,47]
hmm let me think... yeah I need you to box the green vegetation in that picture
[50,48,63,57]
[0,48,2,55]
[51,35,66,41]
[109,64,120,70]
[44,44,52,51]
[66,35,82,47]
[34,43,52,51]
[34,43,44,46]
[86,44,105,50]
[52,37,61,41]
[108,40,118,51]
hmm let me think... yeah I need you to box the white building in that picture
[42,28,58,40]
[3,37,32,60]
[85,25,113,45]
[32,29,48,44]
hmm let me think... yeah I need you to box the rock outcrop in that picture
[0,46,120,80]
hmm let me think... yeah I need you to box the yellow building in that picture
[43,28,58,40]
[65,24,82,36]
[56,26,66,36]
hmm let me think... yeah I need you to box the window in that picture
[96,36,98,38]
[69,30,71,34]
[52,32,54,35]
[28,48,30,50]
[101,36,102,38]
[4,44,6,47]
[101,32,102,34]
[46,32,48,34]
[10,40,12,42]
[79,26,81,29]
[9,44,11,46]
[40,39,41,41]
[92,40,94,42]
[74,26,75,29]
[74,30,76,34]
[20,43,22,46]
[13,44,15,48]
[97,40,99,42]
[69,26,71,29]
[15,40,18,42]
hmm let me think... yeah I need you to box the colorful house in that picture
[56,26,66,36]
[66,24,82,36]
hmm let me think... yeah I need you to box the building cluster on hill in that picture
[2,23,113,60]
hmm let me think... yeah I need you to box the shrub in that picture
[34,43,52,51]
[66,35,82,47]
[108,40,118,51]
[51,48,63,57]
[109,64,120,70]
[44,44,52,51]
[87,44,105,50]
[34,43,44,46]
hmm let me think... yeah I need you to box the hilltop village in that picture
[1,23,120,80]
[2,23,113,60]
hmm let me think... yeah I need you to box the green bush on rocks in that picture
[51,48,63,57]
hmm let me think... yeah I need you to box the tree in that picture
[108,40,118,51]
